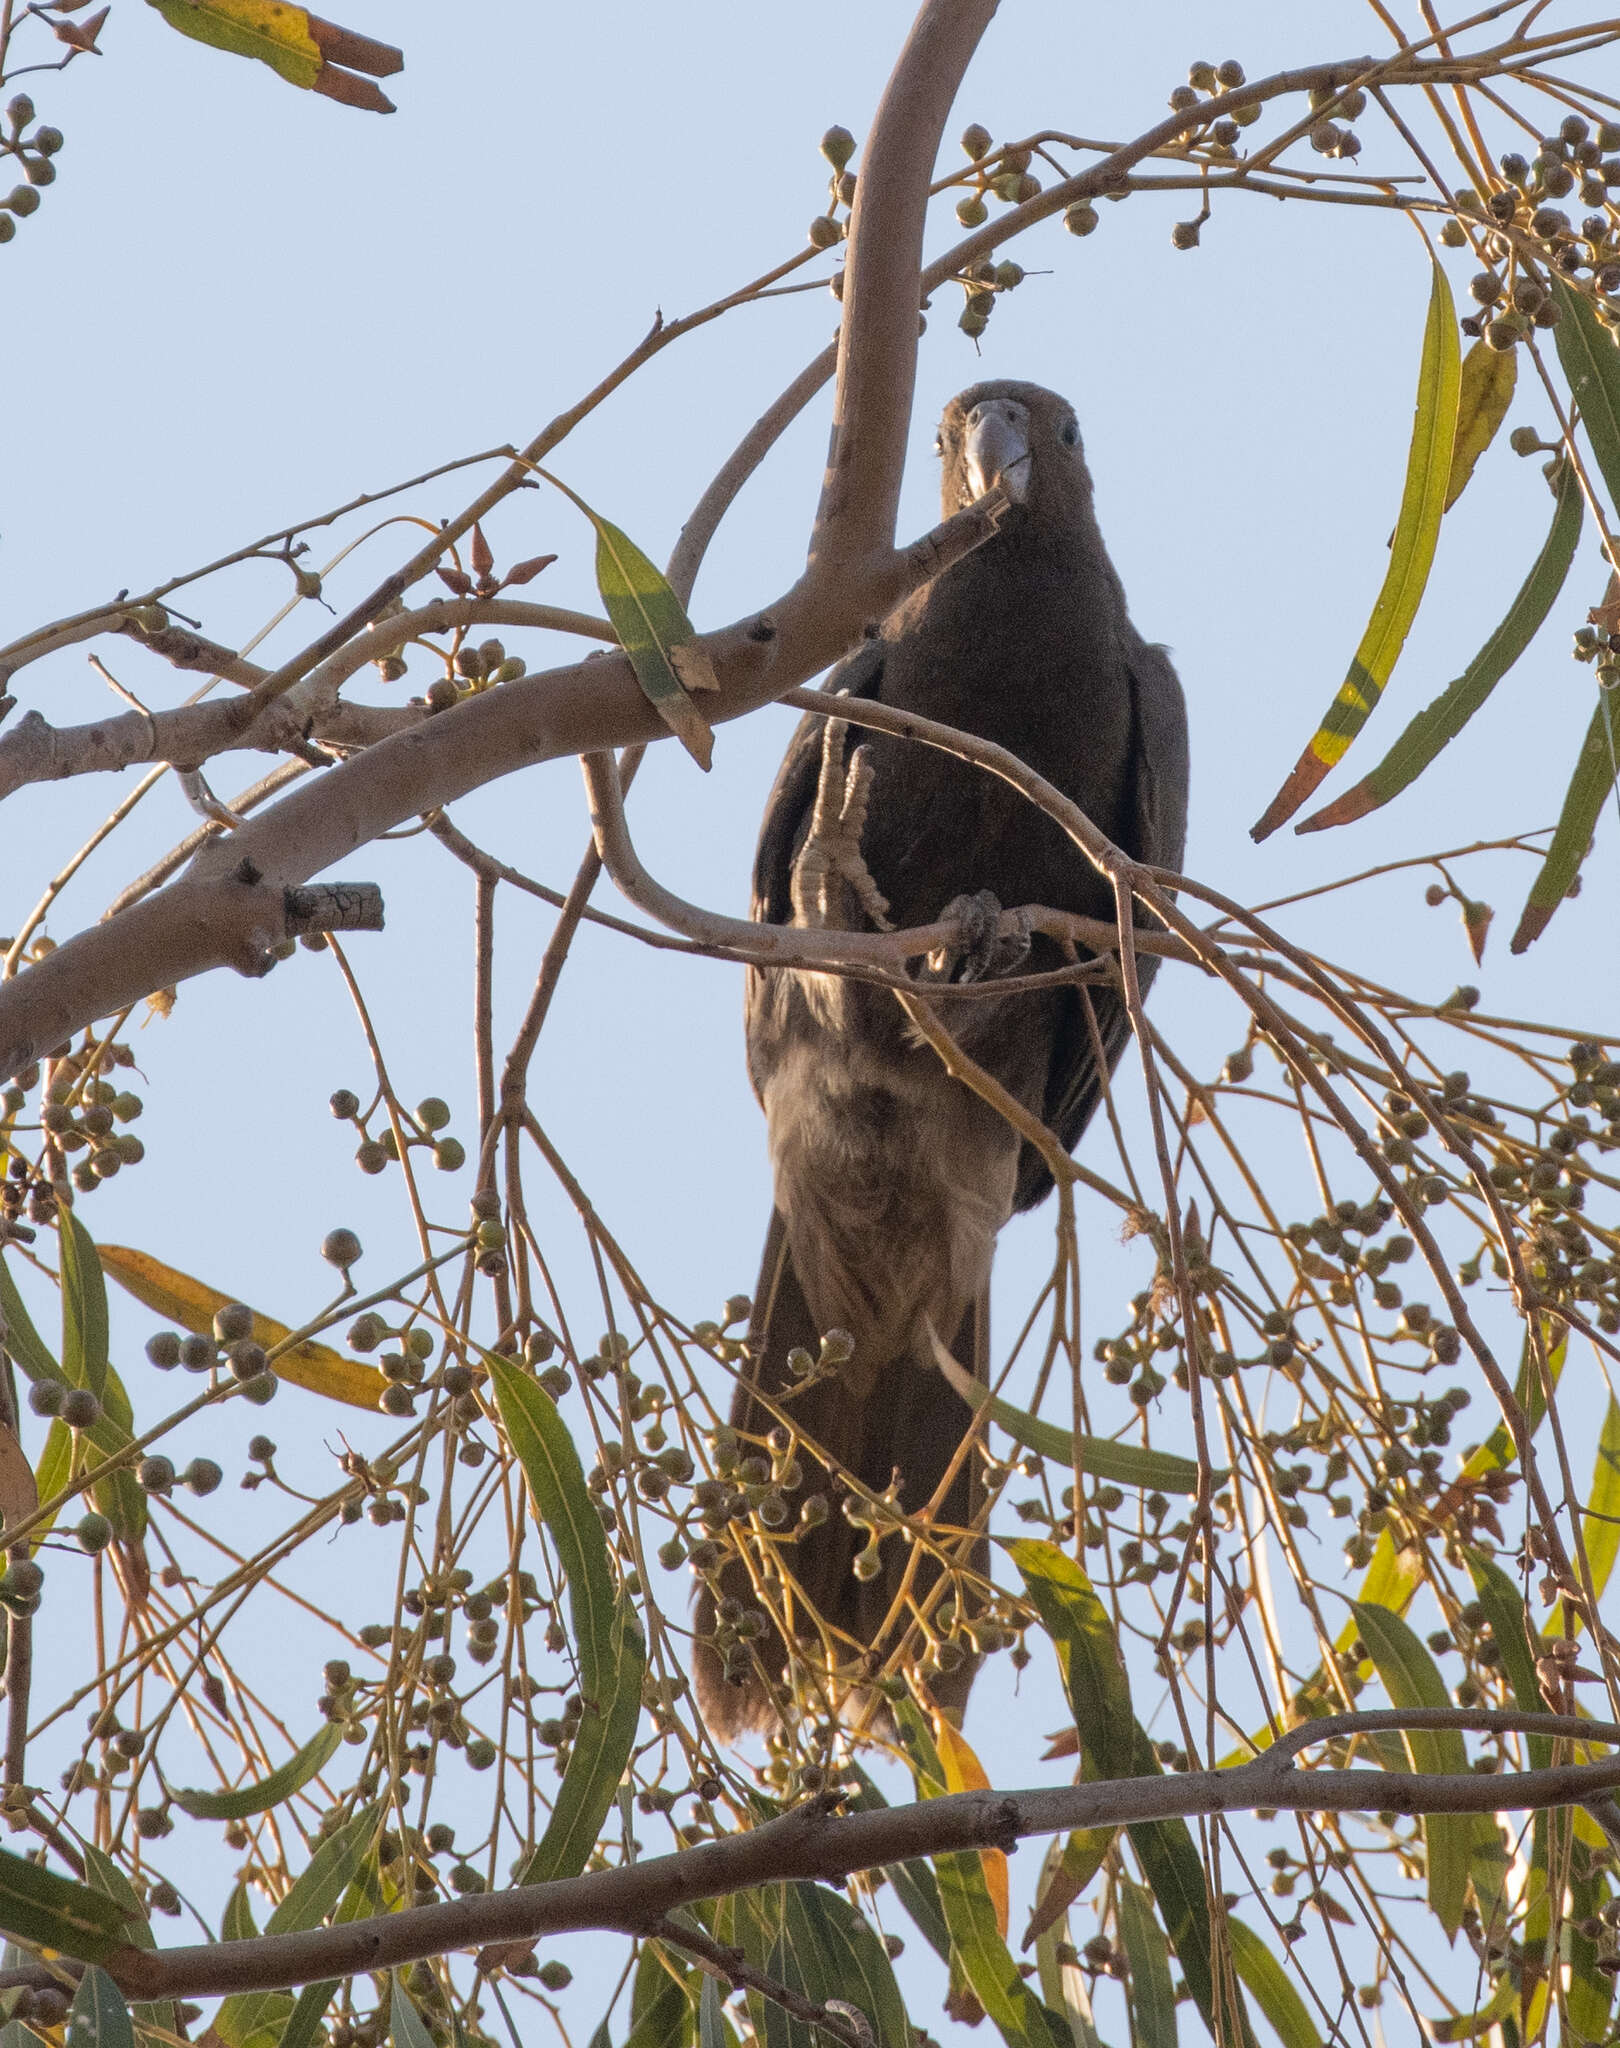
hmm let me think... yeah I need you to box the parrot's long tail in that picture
[691,1209,987,1739]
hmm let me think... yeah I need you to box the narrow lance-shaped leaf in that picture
[1581,1395,1620,1603]
[65,1966,134,2048]
[1553,277,1620,511]
[1509,687,1620,951]
[1122,1722,1255,2048]
[172,1718,343,1819]
[1253,255,1461,839]
[1464,1551,1547,1759]
[766,1882,912,2048]
[893,1701,1069,2048]
[1227,1918,1323,2048]
[58,1211,109,1403]
[490,1358,646,1885]
[534,467,717,769]
[1008,1543,1129,1944]
[390,1978,436,2048]
[935,1341,1214,1494]
[81,1845,174,2039]
[215,1806,378,2048]
[1116,1880,1176,2048]
[1300,458,1582,830]
[144,0,402,111]
[1352,1602,1472,1939]
[99,1244,387,1412]
[844,1764,951,1964]
[0,1845,132,1961]
[1443,339,1516,511]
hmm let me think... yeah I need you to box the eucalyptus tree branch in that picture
[578,744,1164,976]
[0,602,615,804]
[809,0,997,571]
[93,1708,1620,2002]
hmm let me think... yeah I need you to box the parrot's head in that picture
[935,381,1092,527]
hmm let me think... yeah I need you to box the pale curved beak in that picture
[963,397,1032,504]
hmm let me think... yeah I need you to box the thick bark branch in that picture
[97,1708,1620,2001]
[811,0,998,572]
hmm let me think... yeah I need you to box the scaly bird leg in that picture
[789,716,892,933]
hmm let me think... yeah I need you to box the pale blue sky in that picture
[4,0,1618,2039]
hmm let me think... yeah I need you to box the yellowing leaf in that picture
[144,0,401,108]
[146,0,321,88]
[1253,255,1461,839]
[98,1246,385,1412]
[934,1715,1008,1935]
[1442,340,1515,512]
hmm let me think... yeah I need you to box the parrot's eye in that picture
[934,431,945,455]
[1059,418,1080,447]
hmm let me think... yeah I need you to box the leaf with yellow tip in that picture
[98,1246,386,1412]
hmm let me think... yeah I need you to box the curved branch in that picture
[811,0,998,571]
[0,495,1005,1081]
[99,1707,1620,2001]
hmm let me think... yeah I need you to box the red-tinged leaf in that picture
[503,553,557,586]
[1298,460,1582,833]
[310,66,393,111]
[304,13,402,74]
[436,566,473,596]
[1509,691,1620,952]
[470,523,494,580]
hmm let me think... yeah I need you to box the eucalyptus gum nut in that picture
[425,678,458,712]
[1168,85,1199,112]
[1543,164,1575,198]
[819,124,855,170]
[214,1301,254,1343]
[434,1137,466,1171]
[75,1512,112,1554]
[1469,270,1502,304]
[356,1141,387,1175]
[807,214,840,250]
[1189,61,1217,90]
[960,122,991,158]
[329,1088,359,1118]
[6,95,34,128]
[955,193,987,228]
[1234,102,1261,126]
[27,1379,64,1416]
[24,159,53,188]
[1212,117,1239,146]
[240,1372,277,1407]
[137,1456,175,1493]
[0,215,17,245]
[1439,220,1467,248]
[184,1458,223,1496]
[6,186,38,216]
[959,306,988,338]
[322,1227,363,1268]
[1171,220,1200,250]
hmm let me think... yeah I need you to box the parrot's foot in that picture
[926,890,1032,983]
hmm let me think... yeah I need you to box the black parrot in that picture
[693,381,1189,1738]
